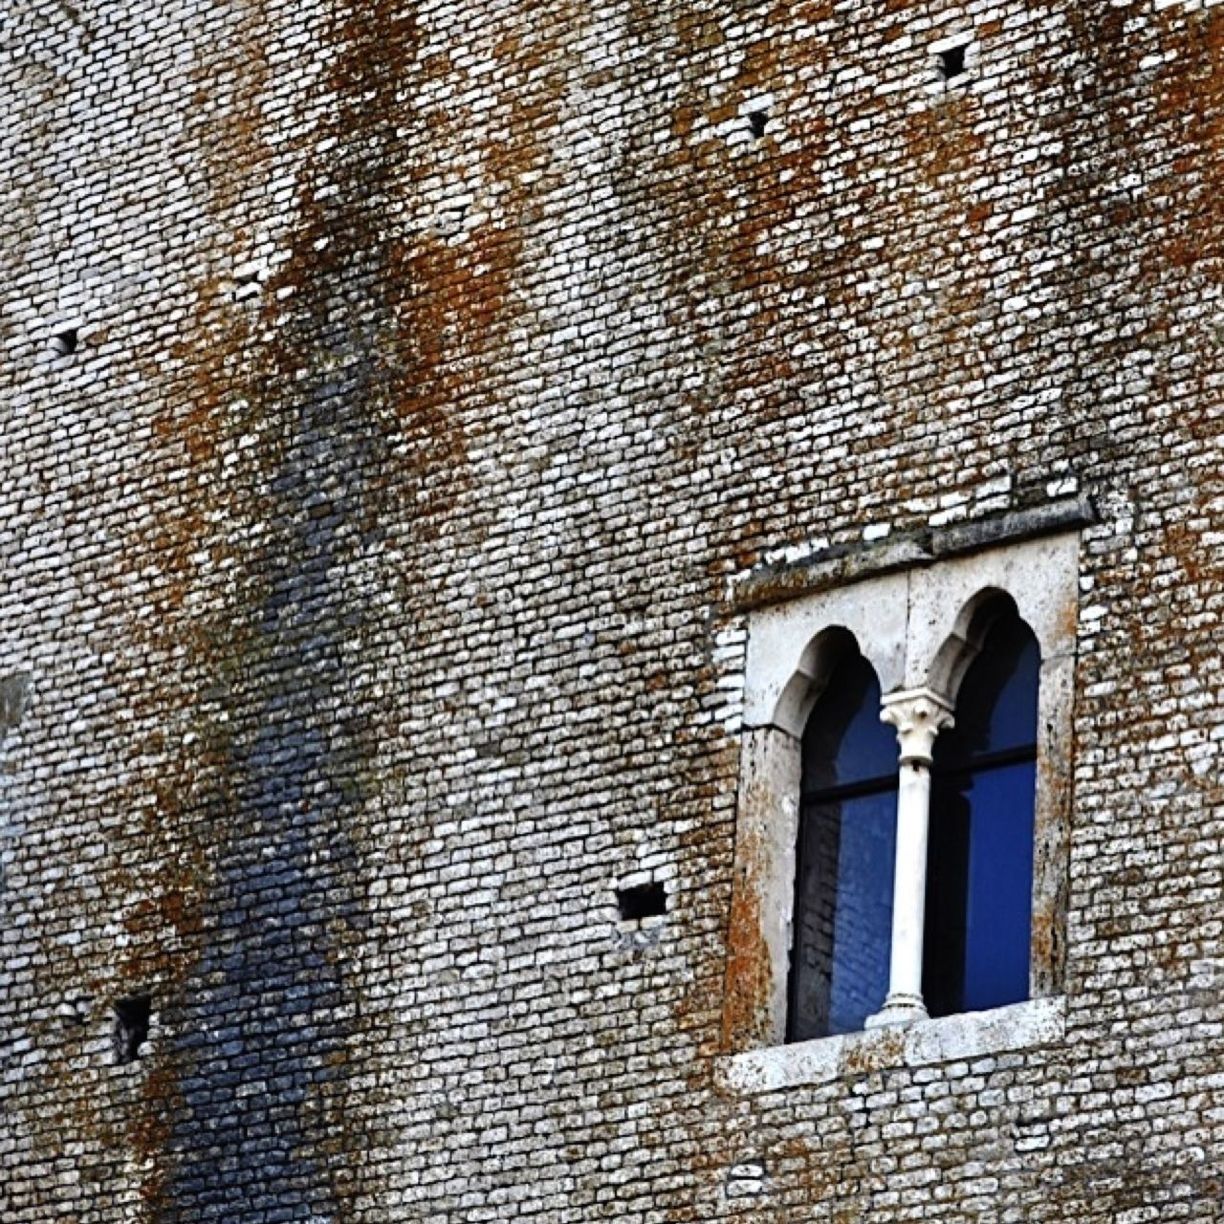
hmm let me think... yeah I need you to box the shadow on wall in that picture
[164,334,375,1214]
[159,7,435,1216]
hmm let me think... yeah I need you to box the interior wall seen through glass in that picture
[788,649,898,1041]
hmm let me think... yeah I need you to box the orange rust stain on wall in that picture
[720,830,775,1052]
[104,0,534,1204]
[1152,12,1224,279]
[128,1063,183,1207]
[901,103,988,192]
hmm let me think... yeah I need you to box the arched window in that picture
[788,645,898,1041]
[726,527,1079,1062]
[924,603,1040,1017]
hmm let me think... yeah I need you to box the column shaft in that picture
[867,688,954,1029]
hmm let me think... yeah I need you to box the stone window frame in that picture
[720,517,1083,1088]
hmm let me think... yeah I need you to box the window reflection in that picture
[788,651,898,1041]
[925,611,1040,1017]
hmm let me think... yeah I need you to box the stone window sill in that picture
[720,996,1065,1095]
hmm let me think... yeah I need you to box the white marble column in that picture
[866,688,955,1029]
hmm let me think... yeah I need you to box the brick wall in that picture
[1,0,1222,1219]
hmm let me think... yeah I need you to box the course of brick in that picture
[2,0,1222,1219]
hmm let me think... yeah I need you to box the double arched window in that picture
[724,530,1080,1056]
[785,595,1045,1040]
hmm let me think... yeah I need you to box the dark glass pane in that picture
[923,775,970,1017]
[926,611,1039,1017]
[939,616,1039,763]
[961,760,1036,1010]
[801,652,897,793]
[790,650,897,1041]
[925,759,1037,1014]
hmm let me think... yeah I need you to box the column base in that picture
[865,993,929,1029]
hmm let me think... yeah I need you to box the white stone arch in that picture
[729,573,909,1047]
[772,625,870,742]
[743,572,908,737]
[925,586,1036,707]
[904,533,1079,694]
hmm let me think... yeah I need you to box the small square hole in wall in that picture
[50,327,79,356]
[112,994,151,1065]
[616,880,667,922]
[232,259,265,303]
[933,36,973,85]
[939,43,967,80]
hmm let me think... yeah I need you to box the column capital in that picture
[880,687,955,766]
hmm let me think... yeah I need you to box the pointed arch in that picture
[926,588,1039,706]
[770,625,859,740]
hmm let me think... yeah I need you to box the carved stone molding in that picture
[880,687,955,765]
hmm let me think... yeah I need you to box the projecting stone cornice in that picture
[730,494,1096,613]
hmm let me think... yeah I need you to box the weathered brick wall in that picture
[2,0,1222,1219]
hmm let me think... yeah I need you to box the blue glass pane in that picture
[926,609,1040,1017]
[789,790,896,1039]
[791,647,898,1041]
[801,653,897,792]
[828,790,897,1033]
[943,617,1039,762]
[978,632,1040,756]
[961,759,1036,1011]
